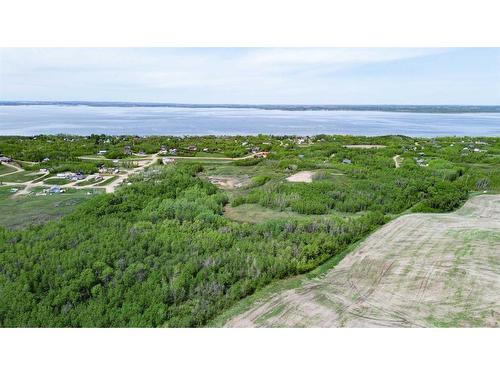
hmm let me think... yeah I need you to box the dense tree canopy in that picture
[0,134,498,327]
[0,164,385,327]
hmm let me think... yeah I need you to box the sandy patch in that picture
[208,175,250,189]
[286,171,315,183]
[225,195,500,327]
[393,154,402,168]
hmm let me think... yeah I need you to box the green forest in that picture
[0,134,498,327]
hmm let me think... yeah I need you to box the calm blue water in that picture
[0,105,499,137]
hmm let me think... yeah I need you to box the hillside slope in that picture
[225,195,500,327]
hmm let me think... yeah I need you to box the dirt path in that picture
[225,194,500,327]
[4,153,162,196]
[104,155,159,193]
[0,161,24,177]
[12,172,50,196]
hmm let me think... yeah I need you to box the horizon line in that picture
[1,100,499,108]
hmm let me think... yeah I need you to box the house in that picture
[97,150,108,155]
[124,146,132,155]
[39,168,49,173]
[188,145,197,152]
[71,172,86,181]
[203,148,209,152]
[0,156,12,163]
[137,150,146,156]
[162,157,175,164]
[42,157,50,162]
[169,148,177,155]
[296,138,306,145]
[342,158,352,164]
[251,146,261,153]
[49,186,62,194]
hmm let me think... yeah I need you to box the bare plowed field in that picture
[225,195,500,327]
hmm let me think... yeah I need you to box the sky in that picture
[0,48,499,105]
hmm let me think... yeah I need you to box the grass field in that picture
[0,163,16,175]
[0,186,102,230]
[95,175,119,186]
[221,194,500,327]
[224,203,357,224]
[0,170,43,183]
[75,177,103,186]
[43,177,72,185]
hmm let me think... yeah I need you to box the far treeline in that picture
[0,134,498,327]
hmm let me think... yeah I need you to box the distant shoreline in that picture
[1,101,499,113]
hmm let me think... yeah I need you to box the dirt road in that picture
[225,194,500,327]
[3,153,162,197]
[0,161,24,176]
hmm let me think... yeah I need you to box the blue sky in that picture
[0,48,498,104]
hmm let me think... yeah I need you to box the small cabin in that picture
[49,186,62,194]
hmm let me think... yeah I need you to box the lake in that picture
[0,104,499,137]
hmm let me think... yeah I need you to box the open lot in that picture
[0,170,44,183]
[43,177,73,185]
[0,186,102,230]
[224,203,358,224]
[0,163,17,175]
[223,194,500,327]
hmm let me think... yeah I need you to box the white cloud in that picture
[0,48,495,104]
[242,48,448,67]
